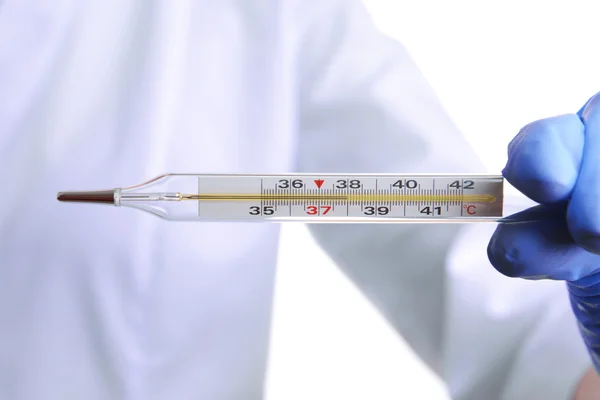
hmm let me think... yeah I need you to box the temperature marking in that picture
[193,174,504,220]
[306,205,332,215]
[464,204,477,215]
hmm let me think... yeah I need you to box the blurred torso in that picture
[0,1,299,398]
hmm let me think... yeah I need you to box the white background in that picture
[266,1,600,399]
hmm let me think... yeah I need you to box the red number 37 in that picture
[306,205,331,215]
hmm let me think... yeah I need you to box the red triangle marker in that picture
[314,179,324,189]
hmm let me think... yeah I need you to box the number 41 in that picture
[420,206,441,215]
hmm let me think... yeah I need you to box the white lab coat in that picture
[0,0,591,399]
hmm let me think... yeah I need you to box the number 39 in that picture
[364,206,389,216]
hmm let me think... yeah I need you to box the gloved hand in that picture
[487,92,600,370]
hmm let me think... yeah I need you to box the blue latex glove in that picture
[488,92,600,370]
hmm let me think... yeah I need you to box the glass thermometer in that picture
[56,173,533,223]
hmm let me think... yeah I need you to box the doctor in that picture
[0,0,597,399]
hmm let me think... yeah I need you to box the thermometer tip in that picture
[57,190,115,204]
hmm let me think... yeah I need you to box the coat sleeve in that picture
[290,1,592,398]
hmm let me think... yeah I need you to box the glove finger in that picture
[487,205,600,281]
[568,92,600,254]
[502,114,585,204]
[566,90,600,369]
[567,267,600,372]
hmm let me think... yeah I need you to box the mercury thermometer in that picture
[56,173,533,223]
